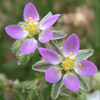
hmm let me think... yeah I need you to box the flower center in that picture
[21,17,41,38]
[57,52,82,76]
[58,52,77,72]
[62,56,76,71]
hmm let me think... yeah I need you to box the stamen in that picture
[36,30,40,33]
[37,18,40,22]
[31,28,35,32]
[23,17,40,36]
[65,67,70,71]
[25,27,30,30]
[21,25,24,29]
[62,61,66,65]
[33,24,37,26]
[70,61,74,65]
[58,55,62,58]
[69,73,73,76]
[73,65,76,68]
[31,20,34,23]
[29,17,32,20]
[72,58,76,61]
[78,63,82,67]
[57,67,61,71]
[25,20,29,24]
[29,25,32,27]
[65,56,70,59]
[28,34,32,38]
[69,52,72,55]
[26,24,30,27]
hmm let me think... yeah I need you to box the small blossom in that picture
[5,2,60,54]
[39,34,97,92]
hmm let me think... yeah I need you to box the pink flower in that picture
[38,34,97,92]
[5,2,61,54]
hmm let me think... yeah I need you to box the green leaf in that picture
[78,75,90,91]
[32,60,53,72]
[51,79,63,100]
[17,52,34,65]
[13,90,24,100]
[28,89,37,99]
[76,49,94,60]
[16,49,23,56]
[11,40,22,53]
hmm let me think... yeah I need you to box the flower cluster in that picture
[5,2,97,95]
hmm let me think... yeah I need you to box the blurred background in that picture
[0,0,100,100]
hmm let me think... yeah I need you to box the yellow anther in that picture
[21,25,24,29]
[31,20,34,23]
[72,58,76,61]
[25,20,29,24]
[31,28,35,32]
[69,52,73,55]
[78,63,82,67]
[29,25,33,28]
[33,24,37,26]
[25,27,30,30]
[62,61,66,65]
[24,17,39,34]
[29,17,32,20]
[28,34,32,38]
[57,67,61,71]
[69,73,73,76]
[67,63,71,66]
[73,65,76,68]
[65,67,70,71]
[58,55,62,58]
[26,24,30,27]
[65,56,70,59]
[37,18,40,22]
[70,61,74,65]
[36,30,40,33]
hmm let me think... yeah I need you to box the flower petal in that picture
[39,48,61,65]
[24,2,39,23]
[21,38,37,54]
[63,73,79,92]
[62,33,79,58]
[39,29,53,43]
[5,25,28,39]
[39,14,61,30]
[45,66,62,83]
[75,60,97,76]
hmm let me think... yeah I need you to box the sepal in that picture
[51,79,63,100]
[76,49,94,61]
[78,75,90,91]
[38,11,52,25]
[52,30,67,40]
[32,60,53,72]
